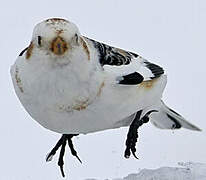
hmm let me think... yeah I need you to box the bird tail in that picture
[150,101,201,131]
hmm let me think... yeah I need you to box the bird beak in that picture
[50,37,68,55]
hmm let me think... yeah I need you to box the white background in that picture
[1,0,206,179]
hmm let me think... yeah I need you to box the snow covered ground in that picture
[85,162,206,180]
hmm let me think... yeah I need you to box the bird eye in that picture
[38,36,42,46]
[75,33,79,43]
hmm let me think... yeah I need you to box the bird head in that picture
[28,18,83,61]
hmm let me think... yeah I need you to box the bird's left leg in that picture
[124,110,157,159]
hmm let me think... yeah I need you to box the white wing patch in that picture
[103,56,164,85]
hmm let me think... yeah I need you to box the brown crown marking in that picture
[45,18,69,26]
[46,18,68,23]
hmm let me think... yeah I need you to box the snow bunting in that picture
[10,18,201,177]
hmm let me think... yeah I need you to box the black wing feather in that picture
[87,37,138,66]
[19,47,28,56]
[144,61,164,79]
[119,72,144,85]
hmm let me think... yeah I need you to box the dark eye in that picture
[75,33,79,43]
[37,36,42,46]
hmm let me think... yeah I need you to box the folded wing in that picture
[88,37,165,85]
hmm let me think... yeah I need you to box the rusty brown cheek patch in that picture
[26,42,34,59]
[80,37,90,60]
[15,67,24,93]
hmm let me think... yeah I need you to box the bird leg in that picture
[58,136,67,177]
[67,135,82,163]
[46,134,81,177]
[124,110,158,159]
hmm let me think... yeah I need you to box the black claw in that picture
[46,136,64,162]
[67,137,82,163]
[131,144,138,159]
[75,155,82,164]
[124,147,131,158]
[58,136,67,177]
[59,165,65,178]
[131,151,139,159]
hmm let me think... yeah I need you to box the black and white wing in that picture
[88,38,164,85]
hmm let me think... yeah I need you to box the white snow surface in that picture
[85,162,206,180]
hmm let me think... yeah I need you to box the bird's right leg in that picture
[46,134,81,177]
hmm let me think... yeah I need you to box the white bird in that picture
[10,18,201,177]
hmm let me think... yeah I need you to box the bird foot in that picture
[124,110,158,159]
[46,134,81,177]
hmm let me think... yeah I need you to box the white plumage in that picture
[10,18,200,134]
[10,18,201,177]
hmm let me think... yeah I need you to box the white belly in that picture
[11,60,167,134]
